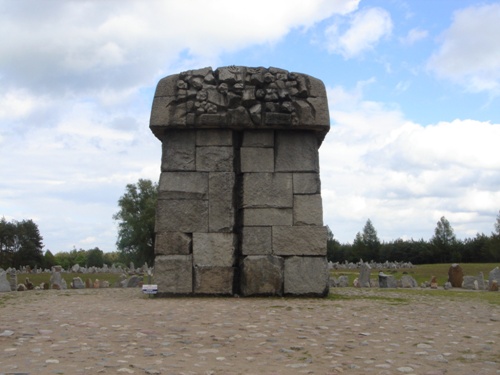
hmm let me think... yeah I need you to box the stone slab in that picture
[196,146,234,172]
[293,173,321,194]
[307,96,330,126]
[240,255,284,296]
[242,173,293,208]
[196,129,233,146]
[448,264,464,288]
[150,96,177,129]
[488,267,500,287]
[161,130,196,171]
[293,194,323,226]
[272,226,327,256]
[155,232,192,255]
[194,266,234,295]
[0,270,11,292]
[193,233,236,267]
[275,131,319,172]
[242,130,274,147]
[358,263,371,288]
[284,256,329,296]
[155,199,208,233]
[304,74,327,98]
[153,74,178,97]
[209,172,235,232]
[154,255,193,294]
[158,172,208,200]
[240,148,274,173]
[243,208,293,226]
[241,227,272,255]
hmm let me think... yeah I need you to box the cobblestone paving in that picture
[1,288,499,374]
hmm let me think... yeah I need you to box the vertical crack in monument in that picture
[149,66,330,297]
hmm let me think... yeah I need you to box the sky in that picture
[1,0,500,253]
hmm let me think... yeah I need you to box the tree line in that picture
[0,217,122,270]
[327,214,500,265]
[0,217,44,269]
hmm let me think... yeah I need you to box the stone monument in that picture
[150,66,330,297]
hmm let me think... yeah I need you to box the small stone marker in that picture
[358,262,371,288]
[50,266,66,290]
[0,269,11,293]
[488,267,500,290]
[490,280,499,292]
[448,263,463,287]
[71,277,85,289]
[378,272,393,288]
[430,276,438,289]
[400,275,418,288]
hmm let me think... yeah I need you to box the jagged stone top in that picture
[149,66,330,142]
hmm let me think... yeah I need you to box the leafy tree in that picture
[54,251,72,270]
[487,211,500,261]
[362,219,381,261]
[86,247,104,267]
[431,216,458,263]
[461,233,489,263]
[103,251,120,266]
[326,226,341,262]
[351,231,367,261]
[70,248,88,267]
[0,217,16,268]
[43,250,56,269]
[486,237,500,262]
[113,179,158,267]
[350,219,381,262]
[52,248,116,270]
[11,219,44,269]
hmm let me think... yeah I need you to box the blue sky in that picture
[1,0,499,253]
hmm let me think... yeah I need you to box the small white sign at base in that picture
[142,284,158,294]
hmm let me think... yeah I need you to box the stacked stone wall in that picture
[150,66,330,297]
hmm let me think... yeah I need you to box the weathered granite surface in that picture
[194,266,234,295]
[150,66,330,297]
[284,256,329,296]
[154,255,193,295]
[240,255,284,296]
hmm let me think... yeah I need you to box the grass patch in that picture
[0,294,14,307]
[327,293,409,305]
[374,288,500,305]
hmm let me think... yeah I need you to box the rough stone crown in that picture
[150,66,330,143]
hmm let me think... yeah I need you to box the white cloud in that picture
[325,7,393,58]
[0,0,359,97]
[320,84,500,243]
[400,27,428,45]
[0,89,51,121]
[427,3,500,94]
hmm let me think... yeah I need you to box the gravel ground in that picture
[0,287,499,375]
